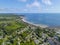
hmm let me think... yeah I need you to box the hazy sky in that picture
[0,0,60,13]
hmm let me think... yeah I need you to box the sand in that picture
[22,18,48,28]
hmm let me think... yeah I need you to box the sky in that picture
[0,0,60,13]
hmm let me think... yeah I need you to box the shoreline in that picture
[21,16,60,33]
[22,17,48,28]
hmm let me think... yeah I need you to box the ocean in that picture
[18,13,60,27]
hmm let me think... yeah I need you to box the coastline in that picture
[21,17,48,28]
[21,17,60,33]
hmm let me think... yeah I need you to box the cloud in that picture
[26,0,41,8]
[23,9,28,11]
[25,0,42,13]
[0,8,10,11]
[42,0,52,5]
[18,0,27,2]
[0,8,21,12]
[0,8,29,13]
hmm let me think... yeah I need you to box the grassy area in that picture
[0,14,59,45]
[20,40,36,45]
[0,14,34,45]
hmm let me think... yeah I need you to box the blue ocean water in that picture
[19,13,60,27]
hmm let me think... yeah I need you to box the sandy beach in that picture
[22,17,48,28]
